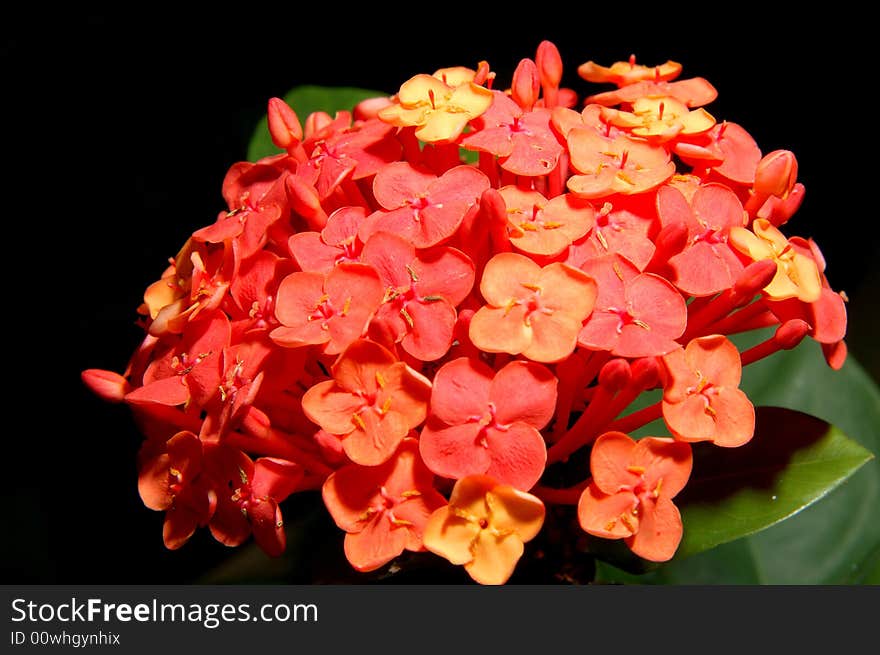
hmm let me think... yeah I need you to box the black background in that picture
[4,9,877,583]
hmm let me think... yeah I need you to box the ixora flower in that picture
[578,432,692,562]
[83,41,871,585]
[423,475,545,584]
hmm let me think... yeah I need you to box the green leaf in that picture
[677,407,872,559]
[246,85,388,161]
[601,334,880,584]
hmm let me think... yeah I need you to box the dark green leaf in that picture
[676,407,872,559]
[247,85,388,161]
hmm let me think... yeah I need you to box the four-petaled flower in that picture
[322,438,446,572]
[301,339,432,465]
[661,335,755,447]
[361,162,490,248]
[577,432,692,562]
[423,475,545,584]
[729,219,822,303]
[470,253,597,363]
[378,73,493,143]
[420,358,557,490]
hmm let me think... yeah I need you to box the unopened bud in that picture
[304,111,333,140]
[81,369,130,403]
[512,58,540,111]
[754,150,798,199]
[733,259,778,299]
[774,319,811,350]
[267,98,302,150]
[598,358,632,393]
[630,357,661,390]
[353,96,393,121]
[285,176,327,229]
[536,40,563,89]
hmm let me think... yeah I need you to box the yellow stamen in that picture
[380,397,393,415]
[626,465,646,475]
[341,296,351,316]
[653,478,663,498]
[375,371,386,388]
[352,413,367,430]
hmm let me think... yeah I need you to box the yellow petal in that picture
[486,487,545,542]
[423,507,481,566]
[464,530,524,585]
[414,110,471,143]
[433,66,476,87]
[448,83,494,118]
[398,74,452,107]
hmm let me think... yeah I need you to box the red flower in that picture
[461,91,564,176]
[206,446,303,557]
[360,162,490,248]
[322,439,445,572]
[361,231,474,361]
[656,182,746,296]
[138,431,213,550]
[577,255,686,357]
[287,206,365,274]
[420,357,557,490]
[270,262,384,354]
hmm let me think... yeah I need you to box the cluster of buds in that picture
[83,42,847,584]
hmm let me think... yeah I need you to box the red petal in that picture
[485,422,547,490]
[373,161,435,209]
[343,514,407,572]
[625,496,682,562]
[590,431,640,495]
[491,361,557,428]
[419,421,490,480]
[577,483,637,539]
[430,357,493,425]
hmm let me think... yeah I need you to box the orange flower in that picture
[469,253,597,363]
[566,129,675,199]
[301,340,431,466]
[499,186,594,257]
[578,57,682,87]
[661,335,755,447]
[577,432,692,562]
[322,439,445,572]
[423,475,545,584]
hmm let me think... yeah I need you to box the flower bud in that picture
[598,358,632,393]
[512,58,540,111]
[536,40,563,89]
[267,98,303,150]
[81,369,130,403]
[774,319,811,350]
[754,150,798,199]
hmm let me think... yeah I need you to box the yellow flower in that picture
[379,73,493,144]
[422,475,545,584]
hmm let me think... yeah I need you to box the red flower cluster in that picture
[83,42,848,583]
